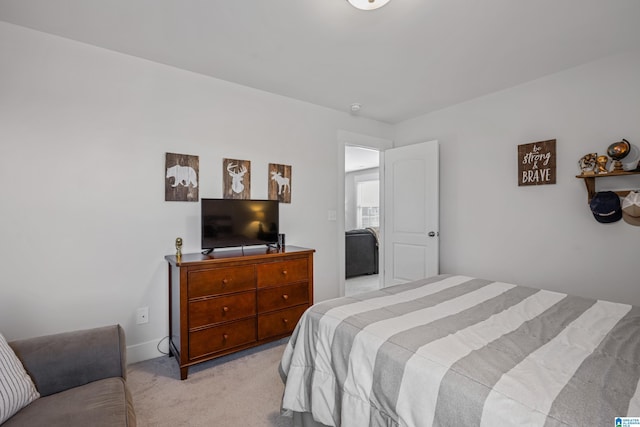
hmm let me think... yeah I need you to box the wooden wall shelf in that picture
[576,170,640,202]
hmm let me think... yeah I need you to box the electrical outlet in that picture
[136,307,149,324]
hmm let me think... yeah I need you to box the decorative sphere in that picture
[607,139,630,161]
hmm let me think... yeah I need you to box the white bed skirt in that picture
[292,412,331,427]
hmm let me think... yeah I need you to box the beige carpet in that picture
[127,339,294,427]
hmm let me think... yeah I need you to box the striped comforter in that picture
[279,274,640,427]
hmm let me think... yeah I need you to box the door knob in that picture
[428,231,437,237]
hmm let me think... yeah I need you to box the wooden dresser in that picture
[165,245,314,379]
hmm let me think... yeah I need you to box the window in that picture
[357,180,379,228]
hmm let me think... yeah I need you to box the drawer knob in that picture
[282,294,289,300]
[282,318,289,324]
[282,270,288,275]
[222,279,229,285]
[223,306,229,313]
[223,333,229,341]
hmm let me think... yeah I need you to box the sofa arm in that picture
[8,325,127,397]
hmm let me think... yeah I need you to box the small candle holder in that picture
[175,237,183,261]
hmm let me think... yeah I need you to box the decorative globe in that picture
[607,139,630,161]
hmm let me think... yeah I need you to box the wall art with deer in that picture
[223,158,251,199]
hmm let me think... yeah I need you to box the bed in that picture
[279,274,640,426]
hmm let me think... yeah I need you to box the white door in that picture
[383,141,439,286]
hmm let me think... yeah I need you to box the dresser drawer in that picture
[258,305,307,341]
[189,291,256,329]
[188,265,255,298]
[189,318,256,359]
[256,258,308,288]
[257,282,309,313]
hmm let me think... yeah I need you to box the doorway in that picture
[344,146,381,296]
[337,130,392,297]
[337,132,439,297]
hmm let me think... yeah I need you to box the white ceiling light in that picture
[347,0,390,11]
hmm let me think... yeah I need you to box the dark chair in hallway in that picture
[345,228,379,278]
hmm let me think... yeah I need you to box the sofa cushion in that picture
[9,325,127,397]
[2,377,135,427]
[0,333,40,424]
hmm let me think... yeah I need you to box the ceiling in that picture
[1,0,640,124]
[345,146,379,172]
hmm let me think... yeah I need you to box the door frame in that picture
[337,130,393,297]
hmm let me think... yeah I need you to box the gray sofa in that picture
[5,325,136,427]
[345,228,379,278]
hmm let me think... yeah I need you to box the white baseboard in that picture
[126,336,170,364]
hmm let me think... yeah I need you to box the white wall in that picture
[3,20,639,362]
[0,22,393,361]
[395,49,640,306]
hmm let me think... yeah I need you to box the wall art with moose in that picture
[165,152,199,202]
[269,163,291,203]
[223,158,251,199]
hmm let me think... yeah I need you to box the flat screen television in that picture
[201,198,279,251]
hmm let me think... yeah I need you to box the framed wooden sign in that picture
[518,139,556,186]
[165,152,199,202]
[223,158,251,199]
[268,163,291,203]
